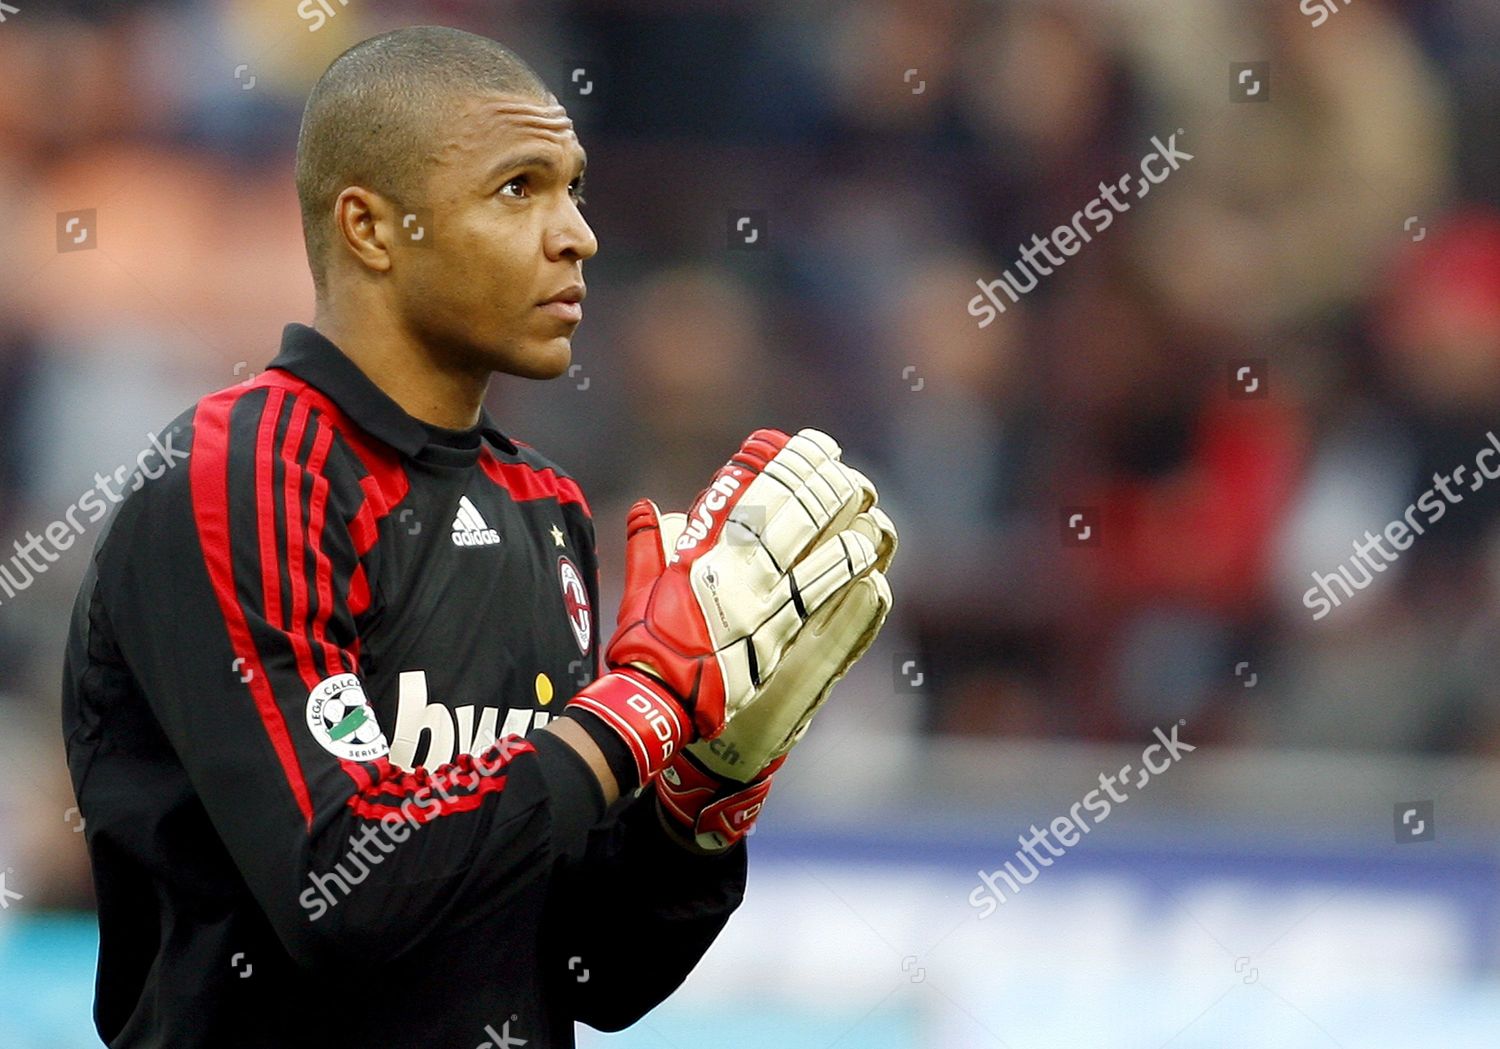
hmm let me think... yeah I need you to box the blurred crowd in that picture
[3,0,1500,906]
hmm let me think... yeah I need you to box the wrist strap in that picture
[563,668,690,784]
[656,750,783,851]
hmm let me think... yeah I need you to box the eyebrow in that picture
[487,149,588,185]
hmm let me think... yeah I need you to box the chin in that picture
[502,336,573,380]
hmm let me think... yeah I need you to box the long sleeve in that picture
[536,504,747,1032]
[539,783,748,1031]
[93,384,609,971]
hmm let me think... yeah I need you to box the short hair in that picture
[295,26,551,295]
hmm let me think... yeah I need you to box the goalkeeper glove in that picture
[654,511,895,849]
[684,505,895,782]
[647,454,898,850]
[562,428,879,786]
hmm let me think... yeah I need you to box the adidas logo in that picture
[451,495,500,547]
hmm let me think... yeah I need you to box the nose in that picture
[545,201,598,262]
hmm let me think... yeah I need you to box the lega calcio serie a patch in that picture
[306,673,390,761]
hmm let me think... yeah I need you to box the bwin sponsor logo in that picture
[389,670,551,771]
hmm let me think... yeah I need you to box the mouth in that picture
[539,284,585,324]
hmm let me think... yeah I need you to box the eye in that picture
[499,175,529,198]
[569,176,588,207]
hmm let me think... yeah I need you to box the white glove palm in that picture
[657,503,897,783]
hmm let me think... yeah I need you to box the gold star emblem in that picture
[550,524,566,547]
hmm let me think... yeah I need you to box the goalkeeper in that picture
[60,24,896,1049]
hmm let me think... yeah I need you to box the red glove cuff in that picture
[564,668,691,784]
[655,750,786,851]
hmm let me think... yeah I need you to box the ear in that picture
[332,186,395,276]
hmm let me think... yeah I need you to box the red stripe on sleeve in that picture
[303,418,341,680]
[279,399,320,692]
[276,405,374,794]
[214,377,411,810]
[255,389,287,632]
[256,369,411,559]
[191,389,316,828]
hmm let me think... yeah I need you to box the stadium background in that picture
[3,0,1500,1045]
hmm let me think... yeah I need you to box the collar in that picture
[266,323,518,458]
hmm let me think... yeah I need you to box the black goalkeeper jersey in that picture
[60,323,746,1048]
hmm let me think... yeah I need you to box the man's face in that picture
[392,92,597,380]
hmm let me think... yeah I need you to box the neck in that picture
[313,303,489,430]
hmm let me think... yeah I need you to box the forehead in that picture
[430,92,584,172]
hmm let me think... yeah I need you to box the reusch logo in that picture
[675,474,743,553]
